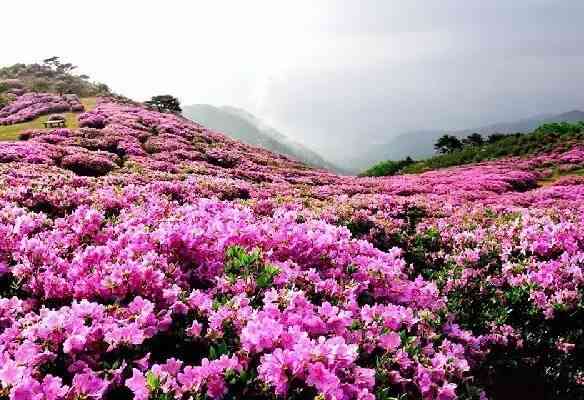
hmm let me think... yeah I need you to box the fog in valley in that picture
[4,1,584,170]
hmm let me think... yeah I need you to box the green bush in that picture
[361,157,414,177]
[30,79,51,92]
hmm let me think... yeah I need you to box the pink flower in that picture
[354,367,375,390]
[0,261,8,276]
[63,334,86,354]
[306,362,340,395]
[134,353,151,371]
[186,320,203,337]
[177,365,204,393]
[71,371,108,399]
[0,359,25,386]
[379,332,401,352]
[437,382,457,400]
[10,380,40,400]
[258,349,301,395]
[206,374,227,399]
[126,369,149,400]
[41,375,69,400]
[241,316,283,353]
[357,389,376,400]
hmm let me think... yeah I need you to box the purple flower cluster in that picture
[1,98,584,399]
[0,93,84,125]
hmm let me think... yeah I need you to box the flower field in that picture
[0,93,84,126]
[1,97,584,399]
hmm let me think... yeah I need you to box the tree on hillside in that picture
[361,156,415,177]
[54,80,69,96]
[43,57,77,74]
[487,133,507,144]
[40,57,85,95]
[43,56,59,65]
[95,83,110,94]
[434,134,463,154]
[462,132,484,147]
[145,95,182,114]
[31,79,51,93]
[0,60,111,97]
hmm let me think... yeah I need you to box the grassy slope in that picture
[362,122,584,176]
[537,166,584,186]
[0,97,96,141]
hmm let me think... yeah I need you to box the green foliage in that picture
[462,132,484,146]
[145,95,182,114]
[145,371,175,400]
[407,227,442,277]
[535,121,584,135]
[434,134,463,154]
[0,58,111,97]
[208,341,230,360]
[361,157,414,177]
[30,79,50,92]
[224,246,280,289]
[257,264,280,288]
[95,83,110,94]
[224,246,262,277]
[487,133,506,144]
[0,273,26,299]
[146,371,161,391]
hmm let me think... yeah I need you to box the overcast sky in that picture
[3,1,584,162]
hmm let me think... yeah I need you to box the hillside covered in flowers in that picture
[1,92,584,400]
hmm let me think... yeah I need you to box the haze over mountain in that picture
[183,104,341,172]
[350,109,584,171]
[5,1,584,175]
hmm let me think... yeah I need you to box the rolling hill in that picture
[183,104,341,172]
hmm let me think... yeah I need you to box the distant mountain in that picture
[458,110,584,136]
[354,109,584,171]
[183,104,341,172]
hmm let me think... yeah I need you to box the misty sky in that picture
[3,1,584,163]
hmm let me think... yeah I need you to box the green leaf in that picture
[256,265,280,288]
[146,371,160,390]
[209,345,217,360]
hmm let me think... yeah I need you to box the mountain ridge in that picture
[182,104,343,173]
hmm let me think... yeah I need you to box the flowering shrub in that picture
[60,151,119,176]
[1,98,584,399]
[0,92,84,125]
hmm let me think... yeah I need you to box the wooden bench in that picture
[44,120,66,128]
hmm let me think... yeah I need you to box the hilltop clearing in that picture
[0,97,96,140]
